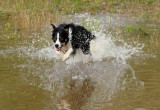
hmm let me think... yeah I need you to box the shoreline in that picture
[0,0,160,22]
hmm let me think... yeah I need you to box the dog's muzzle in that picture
[55,44,64,51]
[55,44,60,51]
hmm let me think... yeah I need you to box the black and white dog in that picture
[51,23,96,61]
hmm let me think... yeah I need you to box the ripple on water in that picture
[17,28,143,109]
[0,14,146,109]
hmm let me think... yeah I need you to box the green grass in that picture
[147,0,154,5]
[0,0,160,19]
[7,23,11,31]
[125,25,149,36]
[0,0,103,15]
[0,0,160,34]
[81,18,102,31]
[0,10,11,21]
[125,26,141,33]
[41,39,48,47]
[7,33,22,40]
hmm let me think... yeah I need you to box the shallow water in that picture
[0,13,160,110]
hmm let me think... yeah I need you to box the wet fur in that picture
[51,23,96,61]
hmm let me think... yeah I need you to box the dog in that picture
[51,23,96,61]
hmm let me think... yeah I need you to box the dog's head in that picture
[51,24,70,51]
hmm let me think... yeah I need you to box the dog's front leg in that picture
[56,51,64,58]
[62,48,73,61]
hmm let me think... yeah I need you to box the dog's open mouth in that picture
[56,47,61,51]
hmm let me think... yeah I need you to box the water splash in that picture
[0,14,145,109]
[24,30,142,65]
[24,16,142,64]
[66,30,142,64]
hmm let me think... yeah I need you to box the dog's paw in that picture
[56,51,64,58]
[62,54,69,61]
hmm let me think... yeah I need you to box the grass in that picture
[0,0,159,24]
[0,0,160,20]
[0,10,11,21]
[124,25,150,41]
[125,26,144,33]
[81,18,102,32]
[0,0,103,16]
[0,0,159,53]
[0,0,160,37]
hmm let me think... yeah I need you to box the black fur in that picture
[51,23,96,55]
[51,24,69,45]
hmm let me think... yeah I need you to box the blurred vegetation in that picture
[81,19,102,31]
[0,0,160,21]
[0,0,159,51]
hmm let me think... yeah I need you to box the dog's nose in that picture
[55,44,59,48]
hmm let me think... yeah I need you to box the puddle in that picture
[0,13,160,110]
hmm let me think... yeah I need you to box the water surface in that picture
[0,13,160,110]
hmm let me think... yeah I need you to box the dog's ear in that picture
[51,24,56,30]
[63,24,70,32]
[64,24,74,32]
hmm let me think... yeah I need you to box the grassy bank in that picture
[0,0,160,41]
[0,0,160,21]
[0,0,159,52]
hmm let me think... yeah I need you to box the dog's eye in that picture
[59,38,64,41]
[53,38,56,42]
